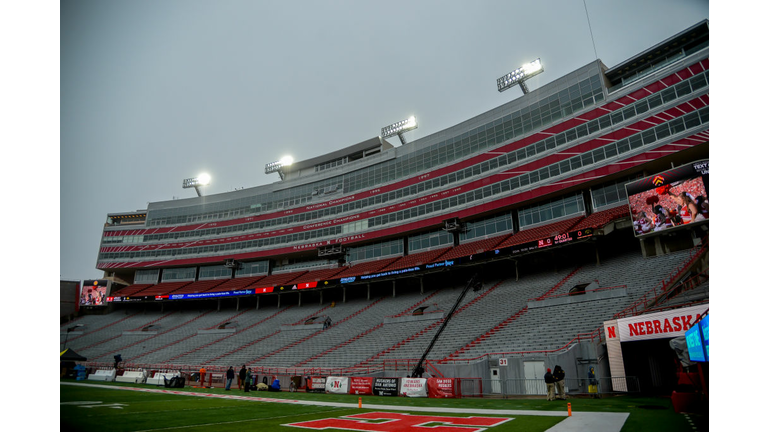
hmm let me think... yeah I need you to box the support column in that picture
[343,286,347,303]
[277,294,281,308]
[256,296,260,310]
[595,243,601,266]
[392,280,396,298]
[419,277,424,295]
[298,292,302,307]
[515,260,519,281]
[236,297,240,311]
[217,299,221,312]
[320,290,323,305]
[366,283,370,301]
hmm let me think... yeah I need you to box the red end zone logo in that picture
[286,412,512,431]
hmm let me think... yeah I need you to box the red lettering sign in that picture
[607,326,616,338]
[287,412,511,431]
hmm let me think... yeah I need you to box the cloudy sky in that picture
[53,0,709,281]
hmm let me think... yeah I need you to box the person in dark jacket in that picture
[244,368,252,392]
[588,366,599,398]
[544,368,556,401]
[553,365,566,400]
[238,365,246,390]
[225,366,235,390]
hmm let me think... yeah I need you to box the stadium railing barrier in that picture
[457,376,640,398]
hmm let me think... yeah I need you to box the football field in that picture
[60,381,705,431]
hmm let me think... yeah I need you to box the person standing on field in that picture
[225,366,235,391]
[238,365,246,390]
[553,365,566,400]
[544,368,556,401]
[199,365,207,387]
[244,368,252,392]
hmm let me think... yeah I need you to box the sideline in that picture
[61,382,629,431]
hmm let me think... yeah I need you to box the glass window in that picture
[641,129,656,145]
[592,147,606,163]
[676,80,692,96]
[684,112,701,129]
[616,139,630,154]
[655,123,671,139]
[570,156,582,169]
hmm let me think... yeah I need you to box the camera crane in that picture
[411,273,482,378]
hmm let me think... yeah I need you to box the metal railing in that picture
[457,376,641,397]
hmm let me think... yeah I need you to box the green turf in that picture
[60,380,708,431]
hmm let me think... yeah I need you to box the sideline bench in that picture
[115,370,147,384]
[87,369,116,382]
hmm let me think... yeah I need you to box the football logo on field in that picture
[286,412,512,431]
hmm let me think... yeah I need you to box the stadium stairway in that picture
[164,306,295,366]
[292,324,384,368]
[296,288,452,370]
[247,297,387,367]
[353,278,507,369]
[63,311,139,346]
[76,311,177,356]
[126,308,256,363]
[89,310,215,362]
[441,267,580,361]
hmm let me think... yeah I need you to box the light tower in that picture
[264,155,294,180]
[497,58,544,94]
[182,173,211,197]
[381,116,418,145]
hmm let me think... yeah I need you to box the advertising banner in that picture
[350,377,373,395]
[307,376,326,393]
[372,378,399,396]
[427,378,457,398]
[325,376,350,394]
[399,377,428,397]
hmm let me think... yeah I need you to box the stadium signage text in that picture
[616,304,709,342]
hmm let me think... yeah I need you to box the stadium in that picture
[61,19,709,431]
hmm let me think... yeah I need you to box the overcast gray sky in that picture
[57,0,709,281]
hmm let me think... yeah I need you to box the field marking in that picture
[61,382,629,431]
[132,409,350,432]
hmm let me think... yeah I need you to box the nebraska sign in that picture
[615,304,709,342]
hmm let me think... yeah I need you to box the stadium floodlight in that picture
[381,116,418,145]
[182,173,211,197]
[265,155,294,180]
[497,58,543,94]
